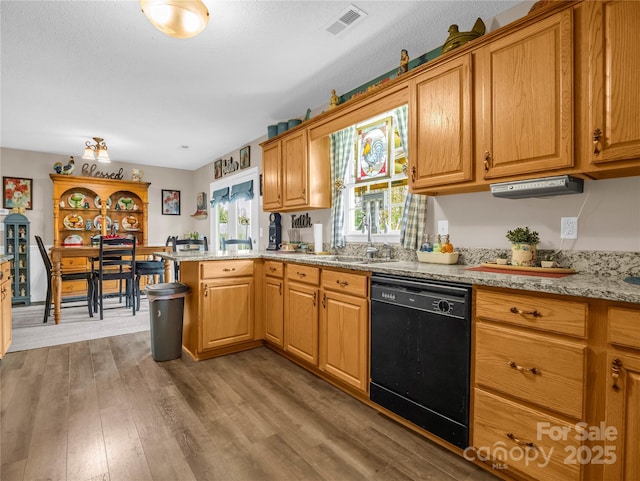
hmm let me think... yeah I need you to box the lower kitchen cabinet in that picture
[473,286,588,481]
[284,264,320,365]
[264,260,284,347]
[319,268,369,393]
[0,261,12,358]
[603,305,640,481]
[181,259,259,360]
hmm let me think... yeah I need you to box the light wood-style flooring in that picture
[1,333,498,481]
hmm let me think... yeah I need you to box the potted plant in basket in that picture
[541,253,556,268]
[496,252,509,265]
[506,226,540,267]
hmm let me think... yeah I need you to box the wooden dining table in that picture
[49,245,173,324]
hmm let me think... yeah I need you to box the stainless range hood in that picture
[490,175,584,199]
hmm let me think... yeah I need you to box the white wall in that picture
[429,176,640,252]
[0,147,198,246]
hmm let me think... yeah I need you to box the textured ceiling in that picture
[1,0,523,170]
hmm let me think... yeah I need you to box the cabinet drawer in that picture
[473,389,582,481]
[476,289,587,338]
[321,269,368,298]
[264,260,284,278]
[475,323,586,419]
[608,306,640,349]
[200,260,254,279]
[61,257,89,272]
[287,263,320,286]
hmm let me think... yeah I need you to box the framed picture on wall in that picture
[214,159,223,179]
[355,117,392,183]
[161,189,180,215]
[3,176,33,210]
[240,146,250,169]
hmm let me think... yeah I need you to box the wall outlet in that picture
[561,217,578,239]
[438,220,449,235]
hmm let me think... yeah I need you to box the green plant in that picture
[506,226,540,245]
[497,252,509,259]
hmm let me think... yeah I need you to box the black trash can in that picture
[145,282,190,361]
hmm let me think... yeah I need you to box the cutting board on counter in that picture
[479,263,575,274]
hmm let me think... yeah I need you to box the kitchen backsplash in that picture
[333,243,640,277]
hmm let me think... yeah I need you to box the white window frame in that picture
[344,112,408,244]
[209,167,260,250]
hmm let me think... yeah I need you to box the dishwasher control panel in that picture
[371,282,469,319]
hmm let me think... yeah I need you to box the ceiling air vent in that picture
[325,4,367,36]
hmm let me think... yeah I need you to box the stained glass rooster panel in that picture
[355,117,392,183]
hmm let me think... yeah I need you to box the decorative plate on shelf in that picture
[63,214,84,230]
[117,197,135,210]
[121,215,139,231]
[93,215,112,230]
[94,195,113,209]
[62,234,83,246]
[68,192,88,208]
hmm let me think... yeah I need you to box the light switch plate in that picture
[438,220,449,235]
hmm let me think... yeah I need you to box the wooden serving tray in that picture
[481,263,575,274]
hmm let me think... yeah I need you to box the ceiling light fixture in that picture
[82,137,111,163]
[140,0,209,39]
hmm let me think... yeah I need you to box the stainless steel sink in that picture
[320,255,395,265]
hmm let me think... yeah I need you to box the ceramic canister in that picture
[277,122,288,135]
[267,125,278,138]
[288,118,302,129]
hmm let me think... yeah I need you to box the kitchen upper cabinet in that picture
[409,54,473,192]
[262,142,282,210]
[260,129,330,212]
[284,264,320,365]
[282,130,308,208]
[581,0,640,177]
[475,10,574,180]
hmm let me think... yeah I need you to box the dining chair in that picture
[133,235,174,311]
[91,236,136,320]
[172,236,208,281]
[221,237,253,250]
[35,235,94,323]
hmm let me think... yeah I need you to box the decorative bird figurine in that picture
[53,156,75,175]
[442,18,486,54]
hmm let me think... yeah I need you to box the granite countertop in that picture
[154,250,640,304]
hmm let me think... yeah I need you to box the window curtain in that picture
[229,180,254,201]
[210,187,229,207]
[329,126,356,248]
[394,105,428,250]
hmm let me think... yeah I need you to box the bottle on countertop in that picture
[433,234,442,253]
[420,234,433,252]
[441,234,454,253]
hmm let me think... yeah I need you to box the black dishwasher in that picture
[370,274,471,449]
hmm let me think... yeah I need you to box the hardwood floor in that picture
[1,333,498,481]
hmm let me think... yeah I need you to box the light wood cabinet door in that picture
[282,130,308,208]
[319,289,368,392]
[264,275,284,347]
[200,277,254,351]
[604,351,640,481]
[476,10,573,179]
[583,0,640,169]
[0,274,12,358]
[262,142,282,210]
[285,280,318,365]
[409,54,473,191]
